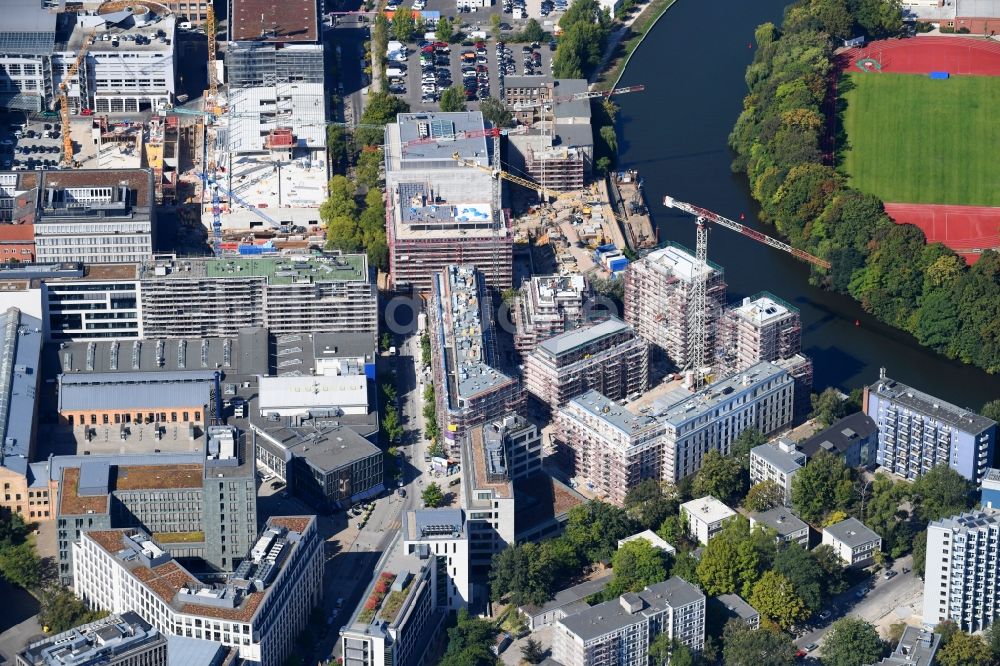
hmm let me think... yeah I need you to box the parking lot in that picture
[0,114,66,172]
[380,0,558,112]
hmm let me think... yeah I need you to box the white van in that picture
[179,21,192,30]
[385,67,405,78]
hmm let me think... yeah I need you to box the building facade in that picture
[923,508,1000,632]
[384,113,511,292]
[865,369,996,482]
[552,578,705,666]
[749,440,805,505]
[72,517,323,665]
[33,170,156,264]
[138,253,376,338]
[822,517,881,568]
[749,507,809,548]
[428,265,523,449]
[513,274,590,354]
[402,508,471,610]
[798,411,878,469]
[681,497,736,545]
[554,391,665,507]
[624,244,726,369]
[523,318,648,412]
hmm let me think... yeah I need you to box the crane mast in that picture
[662,195,830,391]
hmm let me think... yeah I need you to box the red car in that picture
[421,45,434,53]
[433,41,449,48]
[474,41,486,48]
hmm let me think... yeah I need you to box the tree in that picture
[744,480,785,512]
[422,482,444,508]
[607,538,669,596]
[596,156,611,175]
[791,451,855,524]
[490,12,502,38]
[624,479,677,531]
[0,512,29,548]
[935,620,960,646]
[749,571,809,630]
[521,18,545,43]
[812,544,848,594]
[697,518,773,598]
[420,333,431,366]
[382,407,403,444]
[722,623,797,666]
[0,542,41,589]
[938,630,992,666]
[563,501,637,563]
[39,587,107,634]
[981,399,1000,423]
[439,608,500,666]
[810,387,853,426]
[670,551,700,586]
[439,85,467,112]
[355,148,384,189]
[479,97,513,129]
[435,16,453,43]
[771,543,823,613]
[380,332,392,351]
[820,618,887,666]
[911,465,976,524]
[648,632,671,666]
[521,637,544,664]
[731,428,766,470]
[986,620,1000,662]
[391,8,415,42]
[692,450,745,505]
[490,543,553,606]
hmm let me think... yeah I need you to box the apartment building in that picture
[660,361,794,482]
[624,243,726,369]
[554,391,665,507]
[33,170,156,264]
[0,307,44,519]
[340,534,448,666]
[798,411,878,469]
[138,253,376,338]
[681,496,736,545]
[402,508,470,609]
[552,578,705,666]
[0,3,176,114]
[513,274,590,354]
[384,112,511,292]
[73,517,323,665]
[865,369,997,482]
[0,172,38,225]
[873,625,940,666]
[0,225,35,262]
[56,435,258,581]
[749,439,805,505]
[712,594,759,632]
[717,293,801,371]
[161,1,211,24]
[429,265,523,448]
[519,574,613,631]
[822,517,881,568]
[523,318,648,411]
[749,507,809,547]
[16,612,167,666]
[981,468,1000,509]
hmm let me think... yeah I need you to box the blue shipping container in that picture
[929,71,950,79]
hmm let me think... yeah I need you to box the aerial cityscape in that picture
[0,0,999,665]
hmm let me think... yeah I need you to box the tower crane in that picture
[662,194,830,391]
[56,31,95,167]
[206,5,218,109]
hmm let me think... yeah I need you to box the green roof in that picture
[202,255,367,285]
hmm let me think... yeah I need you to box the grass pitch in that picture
[840,72,1000,206]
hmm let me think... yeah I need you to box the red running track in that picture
[884,203,1000,264]
[842,36,1000,76]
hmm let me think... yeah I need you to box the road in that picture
[323,330,429,662]
[794,556,921,656]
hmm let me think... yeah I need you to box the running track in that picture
[884,203,1000,264]
[841,37,1000,263]
[842,36,1000,76]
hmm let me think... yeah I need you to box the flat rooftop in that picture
[558,578,703,641]
[37,169,152,212]
[387,112,491,169]
[656,361,786,427]
[206,156,328,231]
[0,307,43,477]
[639,243,721,282]
[750,442,805,475]
[467,423,513,499]
[824,517,881,547]
[566,390,663,442]
[0,1,56,54]
[139,253,368,284]
[869,374,995,433]
[513,473,585,533]
[749,507,808,537]
[253,418,382,474]
[18,612,160,666]
[230,0,318,42]
[681,496,736,525]
[536,317,630,358]
[730,291,797,326]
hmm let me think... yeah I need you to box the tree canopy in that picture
[421,482,444,508]
[607,538,670,597]
[552,0,610,78]
[722,622,798,666]
[937,629,992,666]
[697,517,776,598]
[438,608,500,666]
[791,451,855,524]
[439,85,467,112]
[820,617,888,666]
[749,570,809,630]
[692,450,746,505]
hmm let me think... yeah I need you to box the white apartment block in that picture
[1,4,176,115]
[717,293,802,371]
[552,578,705,666]
[514,274,590,353]
[822,517,882,568]
[462,419,519,570]
[923,509,1000,632]
[749,507,809,548]
[402,508,471,610]
[554,391,666,507]
[624,244,726,369]
[72,517,323,665]
[749,439,806,505]
[660,361,794,482]
[681,496,736,545]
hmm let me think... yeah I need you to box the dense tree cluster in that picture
[438,608,501,666]
[552,0,612,79]
[0,512,40,590]
[731,0,1000,375]
[322,177,389,272]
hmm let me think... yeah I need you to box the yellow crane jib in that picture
[59,31,96,167]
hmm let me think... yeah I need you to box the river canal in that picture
[614,0,1000,407]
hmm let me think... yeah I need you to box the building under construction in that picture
[624,243,726,371]
[513,274,590,354]
[428,265,523,450]
[385,112,511,293]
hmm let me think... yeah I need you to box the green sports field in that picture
[840,72,1000,206]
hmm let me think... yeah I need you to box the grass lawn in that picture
[840,72,1000,206]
